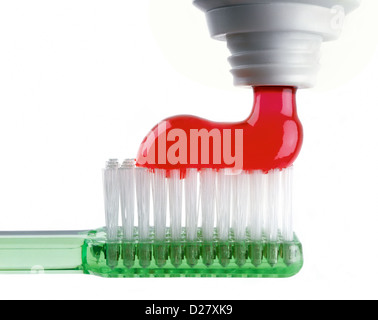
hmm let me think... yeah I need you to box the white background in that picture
[0,0,377,300]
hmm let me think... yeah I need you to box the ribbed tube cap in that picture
[194,0,360,88]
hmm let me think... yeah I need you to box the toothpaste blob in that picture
[136,86,303,173]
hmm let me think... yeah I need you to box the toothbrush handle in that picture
[0,230,90,274]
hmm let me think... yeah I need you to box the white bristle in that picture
[232,172,249,241]
[103,159,120,241]
[152,169,167,241]
[108,163,296,246]
[168,170,183,241]
[282,166,294,242]
[216,169,232,242]
[119,160,135,241]
[266,169,281,242]
[249,170,265,241]
[185,168,198,242]
[200,169,216,242]
[135,167,151,241]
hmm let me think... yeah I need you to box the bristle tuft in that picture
[105,163,296,247]
[135,167,151,241]
[103,159,120,241]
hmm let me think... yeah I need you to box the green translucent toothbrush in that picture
[0,160,304,278]
[0,229,303,277]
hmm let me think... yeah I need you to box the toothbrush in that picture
[0,87,313,278]
[0,87,304,277]
[0,0,360,277]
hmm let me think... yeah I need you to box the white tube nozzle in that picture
[194,0,361,88]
